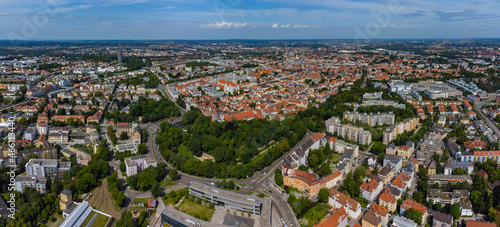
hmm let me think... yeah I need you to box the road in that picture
[476,101,500,138]
[0,97,33,111]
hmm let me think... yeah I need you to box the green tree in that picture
[120,131,129,140]
[115,211,134,227]
[318,188,330,203]
[403,208,423,225]
[169,168,179,180]
[137,143,147,154]
[274,169,283,186]
[450,203,461,220]
[488,207,499,223]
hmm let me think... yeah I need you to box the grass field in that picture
[178,145,195,159]
[81,211,111,227]
[87,178,121,218]
[176,199,215,222]
[162,178,176,187]
[300,203,332,227]
[330,154,341,164]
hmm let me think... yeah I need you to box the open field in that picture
[87,178,121,218]
[176,199,215,222]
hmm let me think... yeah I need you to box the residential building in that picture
[383,154,402,173]
[428,174,472,185]
[420,133,444,155]
[125,154,157,176]
[399,199,428,225]
[361,209,381,227]
[343,111,395,126]
[47,130,69,143]
[447,138,462,159]
[59,189,73,211]
[427,189,468,205]
[466,220,496,227]
[314,206,348,227]
[14,176,47,193]
[392,216,418,227]
[382,118,419,145]
[360,175,383,201]
[329,188,361,219]
[443,161,474,175]
[379,165,395,185]
[282,166,342,196]
[370,204,389,227]
[379,189,397,212]
[461,150,500,163]
[460,201,473,217]
[26,159,71,178]
[326,117,372,145]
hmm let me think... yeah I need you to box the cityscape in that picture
[1,1,500,227]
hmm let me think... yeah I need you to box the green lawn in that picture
[81,211,111,227]
[330,154,341,164]
[176,199,215,222]
[162,187,188,206]
[162,178,177,187]
[178,145,195,159]
[300,203,332,227]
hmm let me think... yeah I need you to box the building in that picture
[160,206,233,227]
[47,130,69,143]
[361,209,381,227]
[382,118,419,145]
[329,188,361,219]
[427,189,468,205]
[326,117,372,145]
[314,206,348,227]
[378,165,395,185]
[461,150,500,163]
[392,216,418,227]
[60,201,112,227]
[399,199,428,225]
[379,189,397,212]
[343,111,395,126]
[443,161,474,175]
[14,176,47,193]
[383,154,403,173]
[59,189,73,211]
[447,138,462,159]
[466,220,496,227]
[334,140,360,156]
[460,201,473,217]
[369,204,389,226]
[420,133,444,155]
[282,166,342,196]
[428,174,472,185]
[125,154,158,176]
[26,159,71,178]
[189,181,269,215]
[432,211,453,227]
[360,175,383,201]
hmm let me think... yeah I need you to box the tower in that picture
[59,189,73,211]
[118,43,123,64]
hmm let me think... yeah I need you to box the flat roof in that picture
[161,207,230,227]
[189,181,264,207]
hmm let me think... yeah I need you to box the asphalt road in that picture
[476,101,500,138]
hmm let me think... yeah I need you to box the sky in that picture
[1,0,500,40]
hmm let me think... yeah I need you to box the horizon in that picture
[2,0,500,40]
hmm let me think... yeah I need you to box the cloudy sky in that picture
[1,0,500,40]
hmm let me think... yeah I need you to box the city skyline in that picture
[1,0,500,40]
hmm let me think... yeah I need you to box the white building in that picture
[125,154,158,176]
[329,188,361,219]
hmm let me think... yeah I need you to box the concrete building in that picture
[420,133,444,155]
[14,176,47,193]
[47,131,69,143]
[428,174,472,185]
[26,159,71,178]
[392,216,418,227]
[382,118,419,145]
[443,161,473,175]
[59,189,73,211]
[427,189,468,205]
[343,111,395,126]
[125,154,157,176]
[461,150,500,163]
[383,154,402,173]
[189,181,269,215]
[60,201,112,227]
[326,117,372,145]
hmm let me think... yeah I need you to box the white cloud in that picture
[202,21,249,29]
[272,23,280,28]
[160,6,176,10]
[54,4,92,13]
[281,24,290,28]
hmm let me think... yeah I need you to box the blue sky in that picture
[1,0,500,40]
